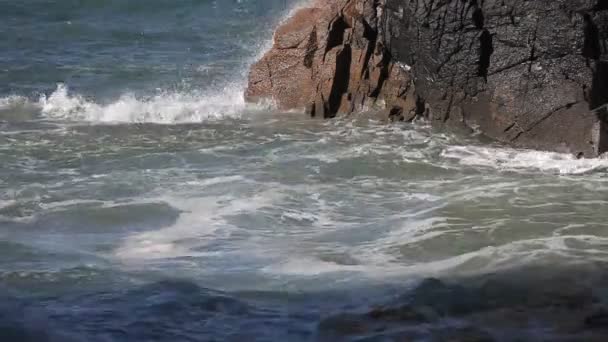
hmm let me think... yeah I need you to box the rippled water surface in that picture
[2,1,608,341]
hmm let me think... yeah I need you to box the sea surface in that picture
[2,1,608,341]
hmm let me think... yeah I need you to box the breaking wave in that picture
[443,145,608,175]
[0,83,268,124]
[40,83,260,123]
[0,2,316,125]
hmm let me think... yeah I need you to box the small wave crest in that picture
[41,83,266,123]
[442,145,608,175]
[0,83,273,124]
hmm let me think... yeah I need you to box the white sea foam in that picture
[113,187,285,262]
[183,175,246,187]
[442,145,608,175]
[0,95,40,119]
[37,83,264,123]
[0,199,17,211]
[0,80,273,124]
[0,95,28,110]
[281,210,319,223]
[263,244,482,279]
[262,233,608,282]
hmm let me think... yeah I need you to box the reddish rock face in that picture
[245,0,416,121]
[246,7,322,110]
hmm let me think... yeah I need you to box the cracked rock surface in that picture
[246,0,608,156]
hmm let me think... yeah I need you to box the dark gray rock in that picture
[385,0,608,156]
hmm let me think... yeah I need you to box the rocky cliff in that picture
[246,0,608,157]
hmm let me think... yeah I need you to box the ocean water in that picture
[2,1,608,341]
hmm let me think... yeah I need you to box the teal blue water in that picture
[2,1,608,341]
[1,0,286,97]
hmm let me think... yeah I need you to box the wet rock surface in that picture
[246,0,608,156]
[386,0,608,157]
[317,265,608,341]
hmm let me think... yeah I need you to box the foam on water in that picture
[113,185,285,263]
[0,74,270,123]
[443,145,608,175]
[37,83,262,123]
[0,96,27,110]
[261,232,608,283]
[3,105,607,294]
[0,95,40,119]
[106,171,602,284]
[0,199,16,210]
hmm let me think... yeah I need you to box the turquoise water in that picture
[2,1,608,341]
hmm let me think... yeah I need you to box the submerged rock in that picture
[316,268,608,341]
[246,0,608,157]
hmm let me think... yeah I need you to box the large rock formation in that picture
[246,0,608,157]
[246,0,417,121]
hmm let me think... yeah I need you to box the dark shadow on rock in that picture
[595,0,608,12]
[328,45,352,117]
[472,7,484,30]
[591,61,608,110]
[478,29,494,81]
[584,13,602,63]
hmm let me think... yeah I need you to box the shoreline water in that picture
[2,0,608,340]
